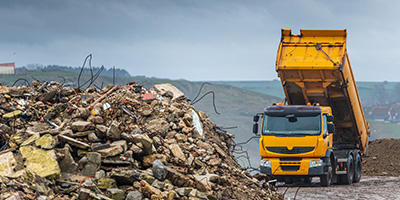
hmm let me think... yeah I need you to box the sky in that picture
[0,0,398,81]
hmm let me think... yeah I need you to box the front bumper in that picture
[260,158,326,176]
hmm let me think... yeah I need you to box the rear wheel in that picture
[340,153,354,184]
[353,153,362,183]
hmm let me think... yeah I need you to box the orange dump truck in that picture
[253,29,370,186]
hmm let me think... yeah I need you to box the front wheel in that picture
[320,160,333,187]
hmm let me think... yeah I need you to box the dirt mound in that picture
[363,138,400,176]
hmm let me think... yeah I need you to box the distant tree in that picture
[23,64,131,77]
[383,80,389,85]
[26,64,43,70]
[373,84,389,104]
[394,83,400,102]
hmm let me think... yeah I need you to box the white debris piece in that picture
[192,110,204,138]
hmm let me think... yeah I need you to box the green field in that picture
[369,120,400,140]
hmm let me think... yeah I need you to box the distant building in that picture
[15,68,28,75]
[365,105,390,121]
[0,63,15,74]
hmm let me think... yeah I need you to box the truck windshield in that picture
[262,115,321,136]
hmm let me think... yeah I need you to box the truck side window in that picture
[323,115,327,134]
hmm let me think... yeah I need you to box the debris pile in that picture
[0,81,282,200]
[363,138,400,176]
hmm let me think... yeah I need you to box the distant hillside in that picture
[19,63,131,77]
[213,80,400,106]
[212,80,285,100]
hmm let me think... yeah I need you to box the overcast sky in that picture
[0,0,398,81]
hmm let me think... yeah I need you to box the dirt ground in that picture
[363,138,400,176]
[277,176,400,199]
[275,138,400,199]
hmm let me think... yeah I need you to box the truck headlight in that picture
[309,160,323,168]
[261,160,271,168]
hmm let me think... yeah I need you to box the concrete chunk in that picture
[152,160,167,181]
[72,121,93,132]
[139,180,161,198]
[154,83,184,100]
[97,145,123,158]
[145,119,169,137]
[126,190,143,200]
[169,144,186,163]
[35,134,56,149]
[81,152,102,176]
[20,146,61,179]
[0,152,24,178]
[21,133,40,146]
[97,178,117,189]
[56,146,78,173]
[106,188,125,200]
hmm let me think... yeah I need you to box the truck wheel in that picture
[353,153,362,183]
[320,156,334,187]
[320,164,332,186]
[340,153,354,184]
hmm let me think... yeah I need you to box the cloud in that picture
[0,0,399,81]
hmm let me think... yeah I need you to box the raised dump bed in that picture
[275,29,369,152]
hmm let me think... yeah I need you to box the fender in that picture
[322,148,335,173]
[325,148,333,158]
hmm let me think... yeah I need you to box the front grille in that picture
[266,147,315,154]
[280,157,302,161]
[280,161,301,165]
[281,166,300,171]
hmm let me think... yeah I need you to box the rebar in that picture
[12,78,30,86]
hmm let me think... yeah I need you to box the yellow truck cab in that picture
[253,29,370,186]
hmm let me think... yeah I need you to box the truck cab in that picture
[254,105,335,185]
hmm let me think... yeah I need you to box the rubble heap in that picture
[0,81,281,200]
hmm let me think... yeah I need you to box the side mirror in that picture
[253,115,260,122]
[327,115,334,122]
[253,123,259,134]
[327,123,335,134]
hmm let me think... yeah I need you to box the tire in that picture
[340,153,354,184]
[320,166,332,186]
[353,153,362,183]
[320,158,333,187]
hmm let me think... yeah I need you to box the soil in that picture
[272,139,400,199]
[362,138,400,176]
[279,176,400,199]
